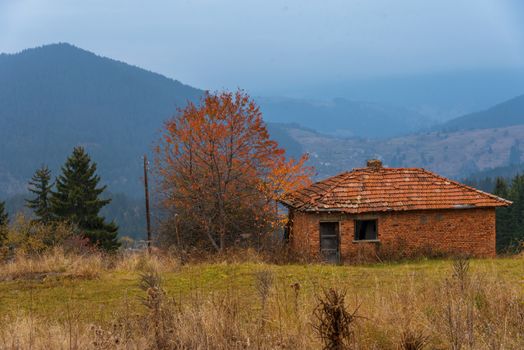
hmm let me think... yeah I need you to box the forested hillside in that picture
[279,124,524,180]
[0,43,202,196]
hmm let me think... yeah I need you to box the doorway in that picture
[319,222,340,263]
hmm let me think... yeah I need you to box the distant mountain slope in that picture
[259,97,434,139]
[0,43,203,196]
[277,123,524,180]
[300,69,524,121]
[440,94,524,132]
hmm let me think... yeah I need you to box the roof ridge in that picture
[418,168,512,205]
[351,166,425,171]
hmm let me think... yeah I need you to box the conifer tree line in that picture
[4,147,119,251]
[492,175,524,252]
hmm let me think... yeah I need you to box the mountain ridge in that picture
[0,43,203,196]
[0,42,196,90]
[258,96,435,139]
[439,93,524,132]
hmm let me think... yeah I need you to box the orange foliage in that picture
[156,90,312,251]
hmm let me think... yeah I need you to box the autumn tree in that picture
[156,90,312,252]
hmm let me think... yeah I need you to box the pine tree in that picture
[0,201,8,247]
[26,165,54,223]
[506,174,524,251]
[0,201,7,226]
[493,177,509,198]
[493,177,512,251]
[51,147,119,251]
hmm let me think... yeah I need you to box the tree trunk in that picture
[206,230,220,252]
[220,232,225,252]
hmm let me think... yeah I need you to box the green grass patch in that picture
[1,257,522,322]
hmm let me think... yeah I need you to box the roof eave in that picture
[289,203,511,214]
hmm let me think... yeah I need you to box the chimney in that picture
[367,159,383,170]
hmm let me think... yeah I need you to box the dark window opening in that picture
[319,222,340,263]
[354,219,378,241]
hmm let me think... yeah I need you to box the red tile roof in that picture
[281,166,511,213]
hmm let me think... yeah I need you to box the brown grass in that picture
[0,247,104,281]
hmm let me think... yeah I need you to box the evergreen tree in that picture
[51,147,119,251]
[0,201,8,247]
[0,201,7,226]
[506,174,524,251]
[493,177,509,198]
[26,165,54,223]
[493,177,512,251]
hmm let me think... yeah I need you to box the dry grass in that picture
[0,247,104,281]
[0,248,182,283]
[0,251,523,349]
[114,251,180,273]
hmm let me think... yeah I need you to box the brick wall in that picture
[289,208,496,261]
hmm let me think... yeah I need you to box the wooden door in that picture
[319,222,340,264]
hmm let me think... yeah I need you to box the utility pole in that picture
[143,154,152,254]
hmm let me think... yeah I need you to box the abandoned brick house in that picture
[281,160,511,263]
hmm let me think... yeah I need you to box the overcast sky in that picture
[1,0,524,95]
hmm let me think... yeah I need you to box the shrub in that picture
[3,214,77,257]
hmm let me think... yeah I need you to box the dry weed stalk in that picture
[452,255,470,292]
[138,268,178,349]
[255,269,274,310]
[442,257,475,350]
[291,282,301,316]
[312,288,360,350]
[399,330,428,350]
[254,269,274,349]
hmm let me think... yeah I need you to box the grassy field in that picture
[1,257,523,320]
[0,252,523,349]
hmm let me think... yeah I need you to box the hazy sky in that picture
[1,0,524,95]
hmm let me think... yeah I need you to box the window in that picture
[354,219,378,241]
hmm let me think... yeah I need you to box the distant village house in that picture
[281,160,511,263]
